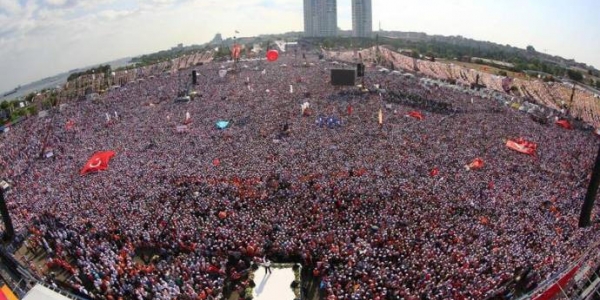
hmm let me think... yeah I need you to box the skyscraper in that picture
[352,0,372,38]
[304,0,337,37]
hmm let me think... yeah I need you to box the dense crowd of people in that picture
[1,51,600,300]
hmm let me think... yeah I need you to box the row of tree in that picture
[0,92,39,124]
[309,36,598,87]
[67,65,111,82]
[130,45,211,68]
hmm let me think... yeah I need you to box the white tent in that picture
[253,268,296,300]
[22,284,71,300]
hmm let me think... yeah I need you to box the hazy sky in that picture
[0,0,599,92]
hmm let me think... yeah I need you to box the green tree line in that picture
[67,65,111,82]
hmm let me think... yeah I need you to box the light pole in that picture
[0,189,15,242]
[579,144,600,227]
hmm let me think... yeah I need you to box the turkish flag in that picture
[466,158,484,171]
[408,111,424,120]
[506,138,537,155]
[80,151,115,175]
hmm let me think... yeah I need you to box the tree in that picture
[24,92,35,102]
[567,69,584,82]
[9,100,20,111]
[411,49,420,59]
[596,80,600,89]
[26,106,37,116]
[42,100,52,110]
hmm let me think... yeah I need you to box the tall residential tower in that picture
[352,0,372,37]
[304,0,337,37]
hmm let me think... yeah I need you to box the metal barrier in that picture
[518,240,600,300]
[0,246,89,300]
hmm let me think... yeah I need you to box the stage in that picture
[253,267,296,300]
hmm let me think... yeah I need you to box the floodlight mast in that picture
[579,143,600,227]
[0,189,15,242]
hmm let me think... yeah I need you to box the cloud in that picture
[43,0,69,7]
[0,0,20,15]
[0,0,599,93]
[97,8,137,20]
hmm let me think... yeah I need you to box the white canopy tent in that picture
[253,268,296,300]
[22,285,71,300]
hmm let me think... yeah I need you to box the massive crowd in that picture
[1,51,600,300]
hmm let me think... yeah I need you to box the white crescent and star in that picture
[89,157,102,168]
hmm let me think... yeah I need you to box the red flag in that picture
[408,111,424,120]
[347,105,353,115]
[506,138,537,155]
[232,44,242,60]
[556,119,572,130]
[466,158,484,170]
[66,120,75,130]
[213,158,220,167]
[80,151,115,175]
[430,168,439,177]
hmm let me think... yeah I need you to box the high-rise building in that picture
[352,0,372,38]
[304,0,337,37]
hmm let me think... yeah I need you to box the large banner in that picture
[0,284,18,300]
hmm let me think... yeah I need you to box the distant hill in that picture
[302,30,600,87]
[377,31,597,71]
